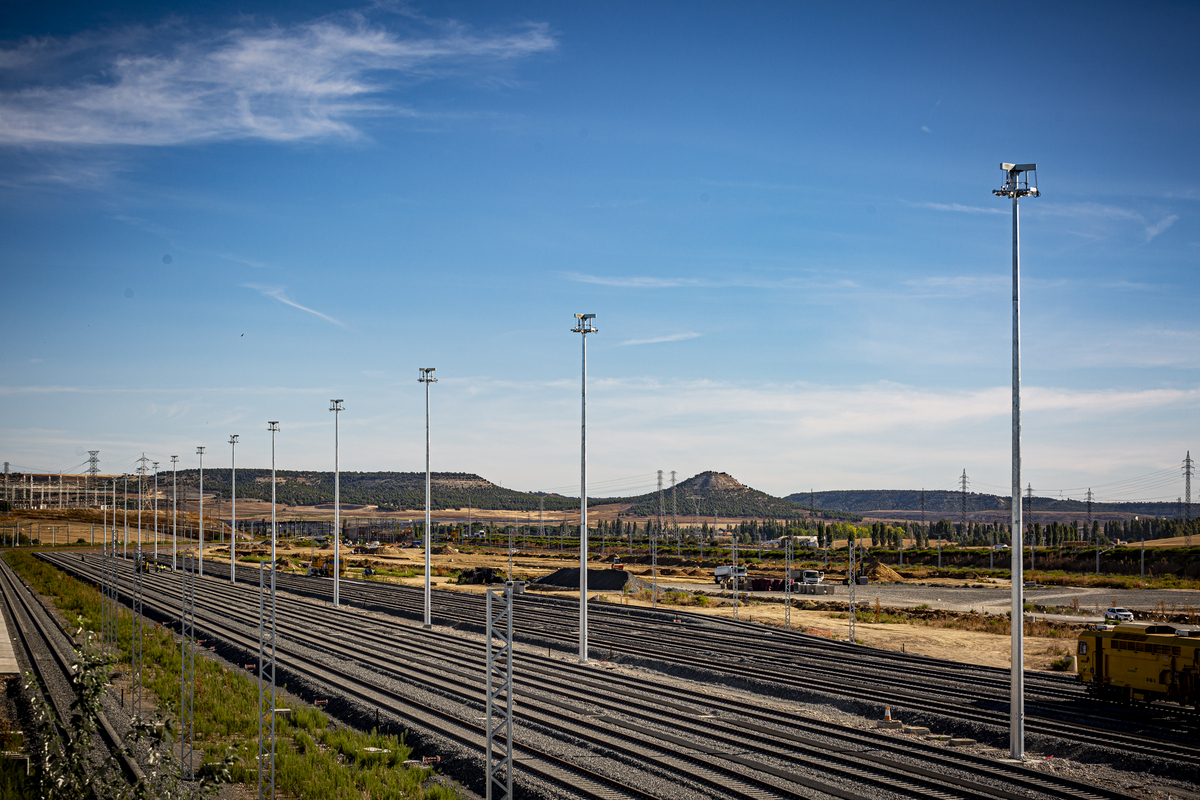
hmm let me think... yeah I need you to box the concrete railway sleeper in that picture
[50,553,1134,800]
[50,555,875,800]
[201,561,1114,712]
[183,556,1200,771]
[179,585,1012,800]
[0,559,145,792]
[206,588,1102,800]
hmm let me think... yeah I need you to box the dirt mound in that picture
[457,566,503,585]
[866,561,904,583]
[432,545,459,555]
[377,546,402,556]
[533,567,651,592]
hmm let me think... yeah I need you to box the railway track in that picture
[172,554,1200,772]
[0,558,144,794]
[45,552,1141,799]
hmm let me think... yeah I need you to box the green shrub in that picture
[4,551,461,799]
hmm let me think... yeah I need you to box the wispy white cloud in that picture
[244,284,344,326]
[218,252,270,269]
[912,198,1181,244]
[910,201,1006,215]
[1033,202,1180,242]
[619,332,702,346]
[1099,279,1164,291]
[1145,214,1179,241]
[904,275,1007,296]
[561,272,858,290]
[426,375,1200,495]
[0,385,89,395]
[0,14,556,147]
[920,125,931,133]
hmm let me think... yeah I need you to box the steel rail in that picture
[171,574,1102,800]
[0,558,145,788]
[72,556,1041,800]
[53,554,1137,800]
[169,576,993,800]
[194,559,1199,766]
[48,556,751,800]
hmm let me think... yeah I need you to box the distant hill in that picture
[621,471,860,521]
[174,469,585,513]
[786,489,1181,518]
[168,468,858,520]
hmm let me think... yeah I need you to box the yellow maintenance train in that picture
[1077,621,1200,706]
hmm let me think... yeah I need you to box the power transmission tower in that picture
[538,496,544,547]
[657,470,664,527]
[784,534,793,631]
[87,451,99,508]
[1026,483,1033,530]
[1026,484,1034,571]
[654,471,663,607]
[847,534,856,643]
[689,494,702,563]
[1086,488,1094,537]
[137,453,150,511]
[670,470,678,557]
[959,470,969,538]
[1185,452,1194,546]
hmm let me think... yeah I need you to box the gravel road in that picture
[656,579,1200,621]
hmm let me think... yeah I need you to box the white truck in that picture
[800,569,824,584]
[713,564,748,590]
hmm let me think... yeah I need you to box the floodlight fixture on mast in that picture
[994,160,1039,762]
[229,435,239,584]
[329,400,343,608]
[417,370,437,628]
[571,313,598,664]
[196,447,205,577]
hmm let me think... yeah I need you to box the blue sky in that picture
[1,1,1198,503]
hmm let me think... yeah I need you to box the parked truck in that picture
[714,564,748,590]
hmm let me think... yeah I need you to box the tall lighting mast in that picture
[329,401,343,608]
[152,462,159,561]
[268,423,279,573]
[197,447,206,577]
[171,456,179,571]
[994,161,1038,761]
[572,313,597,664]
[417,371,436,628]
[229,435,239,584]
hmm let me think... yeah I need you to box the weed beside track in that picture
[3,550,462,800]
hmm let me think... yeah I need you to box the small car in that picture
[1104,607,1134,622]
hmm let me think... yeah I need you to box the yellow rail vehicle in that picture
[1077,621,1200,706]
[306,554,346,578]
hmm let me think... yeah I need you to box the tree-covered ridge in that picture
[166,467,860,520]
[172,469,590,512]
[620,471,861,521]
[785,489,1186,517]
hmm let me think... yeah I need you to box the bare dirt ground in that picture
[194,543,1074,673]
